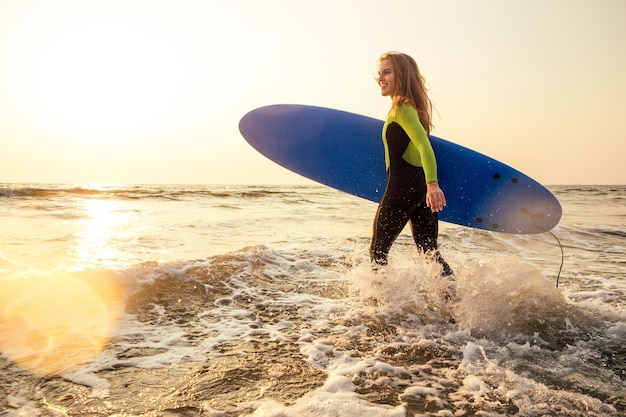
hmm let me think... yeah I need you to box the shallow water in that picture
[0,184,624,416]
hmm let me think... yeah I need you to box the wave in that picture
[553,184,626,196]
[1,244,624,415]
[0,184,309,201]
[3,183,623,199]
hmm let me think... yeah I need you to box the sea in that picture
[0,183,624,417]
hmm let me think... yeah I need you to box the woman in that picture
[369,51,453,277]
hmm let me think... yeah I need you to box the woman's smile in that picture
[378,58,396,97]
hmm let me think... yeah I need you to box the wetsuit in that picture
[369,103,452,275]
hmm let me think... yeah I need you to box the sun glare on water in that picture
[73,198,135,270]
[0,194,131,376]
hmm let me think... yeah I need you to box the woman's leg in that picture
[409,203,453,276]
[369,193,411,265]
[409,200,438,253]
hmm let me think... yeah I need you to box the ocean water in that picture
[0,183,624,417]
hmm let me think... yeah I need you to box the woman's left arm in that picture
[397,105,446,212]
[396,105,438,184]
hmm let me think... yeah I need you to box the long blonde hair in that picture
[378,52,433,135]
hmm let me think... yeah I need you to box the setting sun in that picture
[17,16,185,143]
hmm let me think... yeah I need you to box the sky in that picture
[0,0,624,185]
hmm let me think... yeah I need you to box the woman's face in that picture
[378,58,396,97]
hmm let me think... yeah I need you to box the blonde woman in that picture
[370,52,452,277]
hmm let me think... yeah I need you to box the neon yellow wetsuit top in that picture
[381,103,438,184]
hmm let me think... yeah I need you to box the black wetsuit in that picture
[369,119,453,275]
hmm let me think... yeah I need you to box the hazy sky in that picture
[1,0,624,185]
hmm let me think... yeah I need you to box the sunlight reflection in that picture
[73,198,132,270]
[0,195,131,375]
[0,271,121,376]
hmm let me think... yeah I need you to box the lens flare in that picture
[0,271,121,376]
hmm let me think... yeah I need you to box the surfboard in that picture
[239,104,561,234]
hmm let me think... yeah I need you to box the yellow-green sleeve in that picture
[393,104,438,183]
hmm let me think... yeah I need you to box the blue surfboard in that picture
[239,104,561,234]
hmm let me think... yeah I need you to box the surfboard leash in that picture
[520,207,564,287]
[546,230,564,288]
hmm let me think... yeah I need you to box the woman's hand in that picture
[426,182,447,212]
